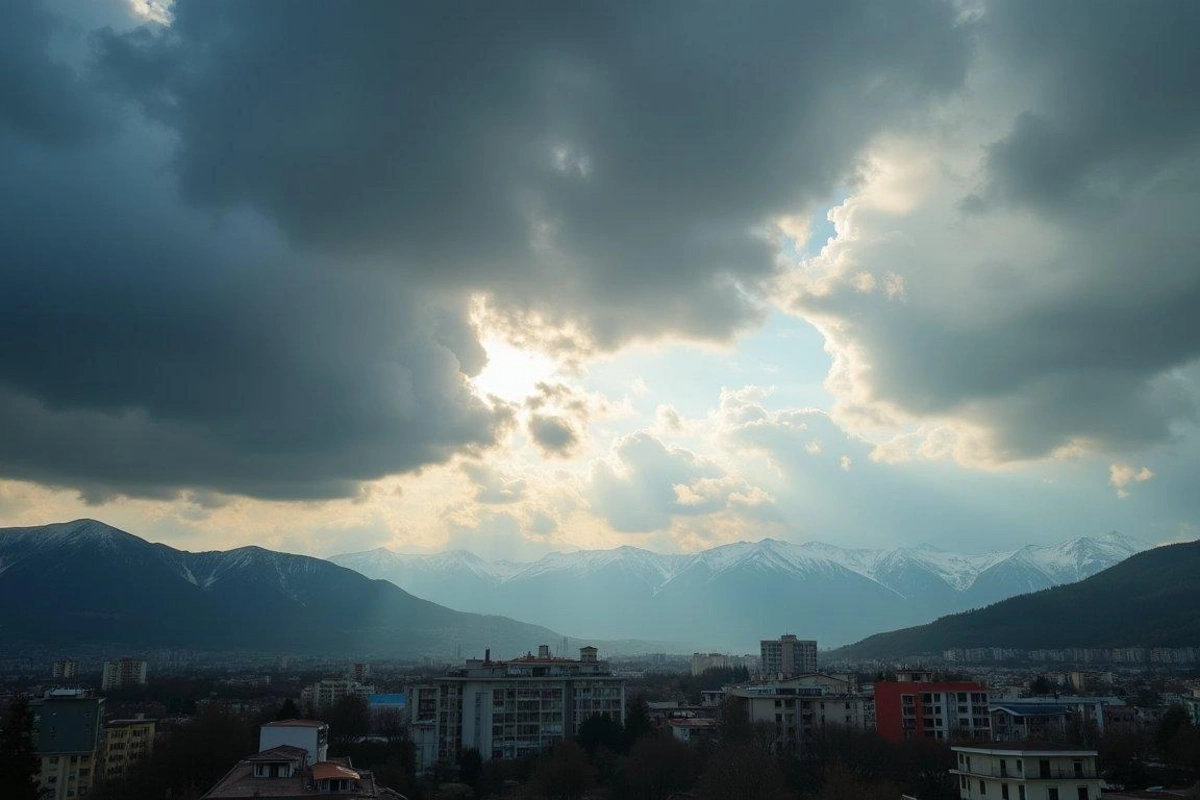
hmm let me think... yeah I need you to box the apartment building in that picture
[875,671,990,742]
[52,659,79,680]
[760,634,818,678]
[100,657,147,690]
[408,645,626,771]
[101,715,156,781]
[33,691,104,800]
[299,679,376,713]
[727,674,874,748]
[689,652,758,676]
[952,743,1101,800]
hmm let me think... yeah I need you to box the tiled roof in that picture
[246,745,308,762]
[312,762,361,781]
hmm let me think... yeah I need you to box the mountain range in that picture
[0,519,570,658]
[834,538,1200,661]
[330,532,1147,649]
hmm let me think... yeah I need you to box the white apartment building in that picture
[408,645,625,771]
[760,635,817,678]
[52,659,79,680]
[727,674,873,748]
[952,744,1102,800]
[100,657,147,690]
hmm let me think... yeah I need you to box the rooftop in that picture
[261,719,327,728]
[312,762,361,781]
[991,703,1071,716]
[952,741,1097,755]
[202,758,381,799]
[245,746,308,763]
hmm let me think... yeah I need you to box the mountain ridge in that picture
[0,519,598,658]
[832,538,1200,660]
[330,531,1148,649]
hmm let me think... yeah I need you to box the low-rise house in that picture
[201,721,400,799]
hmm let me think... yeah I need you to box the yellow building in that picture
[33,692,104,800]
[102,716,157,781]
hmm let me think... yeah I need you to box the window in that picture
[1016,760,1022,774]
[979,779,986,795]
[1001,783,1009,800]
[1000,759,1007,775]
[1073,760,1084,778]
[1040,760,1052,779]
[961,776,968,789]
[1077,789,1088,800]
[1047,789,1059,800]
[1018,787,1025,800]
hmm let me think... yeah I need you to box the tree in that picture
[459,748,483,788]
[623,697,654,750]
[617,734,700,800]
[715,696,753,745]
[1029,675,1054,696]
[0,695,41,800]
[326,694,371,749]
[577,713,623,756]
[529,741,595,800]
[694,743,792,800]
[815,763,901,800]
[373,708,408,743]
[275,698,300,720]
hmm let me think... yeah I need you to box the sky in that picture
[2,0,1200,561]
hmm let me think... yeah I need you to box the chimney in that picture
[484,649,490,664]
[538,645,550,659]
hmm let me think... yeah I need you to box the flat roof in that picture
[991,703,1071,716]
[262,719,326,728]
[953,741,1097,754]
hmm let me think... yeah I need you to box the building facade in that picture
[52,659,79,680]
[101,716,156,781]
[952,743,1102,800]
[875,672,990,742]
[100,657,147,691]
[760,635,818,678]
[33,692,104,800]
[724,674,872,748]
[259,719,330,766]
[299,679,376,713]
[408,645,626,771]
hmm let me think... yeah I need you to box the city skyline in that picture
[2,0,1200,561]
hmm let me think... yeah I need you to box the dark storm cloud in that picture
[0,127,502,500]
[790,0,1200,462]
[978,0,1200,212]
[0,0,105,142]
[97,0,971,347]
[0,0,974,500]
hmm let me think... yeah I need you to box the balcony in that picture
[953,767,1097,781]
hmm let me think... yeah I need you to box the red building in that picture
[874,671,990,742]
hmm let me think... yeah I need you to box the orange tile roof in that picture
[312,762,360,781]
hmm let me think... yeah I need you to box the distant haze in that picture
[331,532,1146,649]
